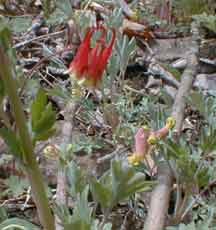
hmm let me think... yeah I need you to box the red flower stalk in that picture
[69,26,116,87]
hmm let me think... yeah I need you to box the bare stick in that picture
[55,101,79,230]
[144,163,173,230]
[144,22,199,230]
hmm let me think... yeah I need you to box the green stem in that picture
[175,189,189,222]
[99,208,110,230]
[174,181,182,216]
[0,46,55,230]
[42,0,51,19]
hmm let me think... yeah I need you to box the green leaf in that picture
[200,127,216,153]
[111,160,153,205]
[42,0,52,19]
[92,220,112,230]
[186,91,215,122]
[9,16,33,34]
[0,19,16,63]
[71,186,92,226]
[47,84,70,101]
[0,78,5,101]
[90,177,112,209]
[31,88,47,130]
[56,187,92,230]
[64,220,91,230]
[0,19,11,51]
[0,128,22,159]
[116,35,136,74]
[31,89,56,143]
[33,127,56,144]
[42,45,65,67]
[47,8,70,26]
[196,166,210,188]
[4,176,29,197]
[164,139,189,159]
[0,207,7,223]
[193,13,216,33]
[102,223,112,230]
[53,204,71,226]
[32,103,56,134]
[56,0,73,18]
[0,218,39,230]
[67,161,85,196]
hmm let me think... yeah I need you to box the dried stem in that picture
[144,22,199,230]
[55,101,80,230]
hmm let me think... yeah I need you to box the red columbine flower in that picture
[68,28,94,80]
[68,26,116,87]
[87,28,116,86]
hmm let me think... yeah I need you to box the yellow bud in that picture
[142,125,150,131]
[165,117,176,129]
[43,145,60,159]
[70,76,83,98]
[71,87,82,97]
[147,135,158,145]
[130,9,139,21]
[128,153,143,166]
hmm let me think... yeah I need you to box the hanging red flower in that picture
[68,26,116,87]
[68,28,94,80]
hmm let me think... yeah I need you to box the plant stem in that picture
[174,181,182,216]
[100,208,110,230]
[0,46,55,230]
[175,189,189,222]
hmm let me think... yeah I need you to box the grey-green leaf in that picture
[31,88,47,130]
[0,127,22,159]
[0,218,39,230]
[90,177,112,209]
[67,161,85,196]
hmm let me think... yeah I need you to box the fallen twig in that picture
[148,61,180,89]
[13,30,66,49]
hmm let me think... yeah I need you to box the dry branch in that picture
[144,22,200,230]
[144,163,173,230]
[122,19,154,41]
[55,102,79,230]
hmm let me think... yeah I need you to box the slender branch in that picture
[144,22,200,230]
[177,190,190,218]
[13,30,66,49]
[144,162,173,230]
[0,46,55,230]
[55,100,80,230]
[174,182,182,216]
